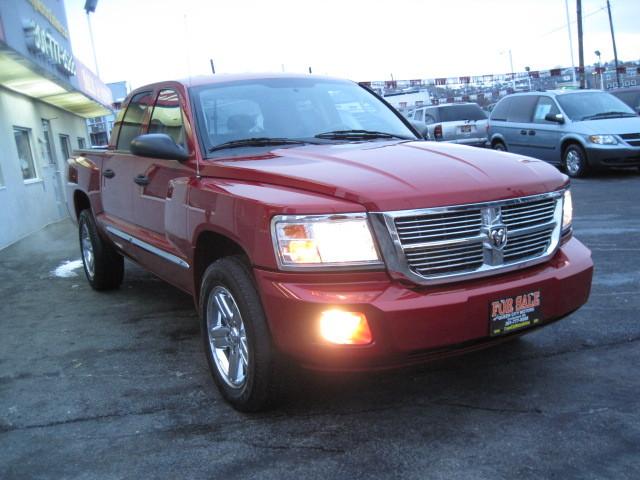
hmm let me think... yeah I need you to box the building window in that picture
[78,137,86,149]
[13,127,38,181]
[41,119,56,165]
[59,135,71,162]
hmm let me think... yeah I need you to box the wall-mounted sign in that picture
[26,0,69,39]
[23,20,76,77]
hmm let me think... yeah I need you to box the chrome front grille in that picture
[372,191,564,285]
[395,210,482,245]
[404,242,485,277]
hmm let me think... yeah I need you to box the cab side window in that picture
[116,91,154,151]
[148,89,187,148]
[414,109,424,122]
[533,97,561,124]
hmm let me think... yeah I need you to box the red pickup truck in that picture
[67,74,593,411]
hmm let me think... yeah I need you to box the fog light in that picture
[319,310,372,345]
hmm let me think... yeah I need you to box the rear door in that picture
[101,91,154,231]
[501,95,538,155]
[528,96,563,164]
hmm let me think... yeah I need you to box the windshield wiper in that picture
[581,111,637,120]
[314,129,412,140]
[209,137,310,152]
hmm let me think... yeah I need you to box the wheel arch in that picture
[490,133,506,147]
[192,228,251,303]
[560,135,587,157]
[73,189,91,221]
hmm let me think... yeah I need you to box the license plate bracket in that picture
[489,290,542,336]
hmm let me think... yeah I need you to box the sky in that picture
[64,0,640,89]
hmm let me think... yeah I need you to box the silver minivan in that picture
[488,90,640,177]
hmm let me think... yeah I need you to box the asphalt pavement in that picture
[1,171,639,479]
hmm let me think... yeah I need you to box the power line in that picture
[538,6,606,39]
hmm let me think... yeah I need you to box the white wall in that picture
[0,86,89,249]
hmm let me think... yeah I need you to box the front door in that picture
[130,88,194,290]
[528,96,563,165]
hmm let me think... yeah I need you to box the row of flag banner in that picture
[361,65,640,90]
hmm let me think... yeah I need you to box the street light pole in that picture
[84,1,100,78]
[508,49,515,90]
[595,50,603,89]
[564,0,577,85]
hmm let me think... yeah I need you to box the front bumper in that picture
[254,238,593,371]
[585,144,640,167]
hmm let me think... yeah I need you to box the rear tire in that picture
[78,210,124,290]
[199,256,283,412]
[563,144,590,178]
[492,140,506,151]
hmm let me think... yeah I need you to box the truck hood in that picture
[573,116,640,135]
[202,141,567,211]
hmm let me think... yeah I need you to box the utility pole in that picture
[576,0,585,88]
[210,59,215,75]
[564,0,577,85]
[606,0,621,88]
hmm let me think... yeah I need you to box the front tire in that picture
[563,144,590,178]
[78,210,124,290]
[199,256,282,412]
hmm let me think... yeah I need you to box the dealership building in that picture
[0,0,113,249]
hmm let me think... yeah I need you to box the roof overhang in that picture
[0,46,112,118]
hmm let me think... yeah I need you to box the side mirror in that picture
[130,134,189,162]
[545,113,565,124]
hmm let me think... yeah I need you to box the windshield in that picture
[556,92,636,121]
[190,78,418,155]
[440,104,487,122]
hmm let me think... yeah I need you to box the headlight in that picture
[562,190,573,232]
[588,134,617,145]
[272,213,382,269]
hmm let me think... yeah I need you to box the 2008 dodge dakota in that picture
[67,74,593,411]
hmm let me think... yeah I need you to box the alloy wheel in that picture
[206,286,249,388]
[565,149,582,176]
[80,222,95,279]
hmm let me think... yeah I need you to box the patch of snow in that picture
[51,259,84,278]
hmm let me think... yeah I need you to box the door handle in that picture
[520,130,527,135]
[103,169,115,179]
[528,130,536,136]
[134,174,150,186]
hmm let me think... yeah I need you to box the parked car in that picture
[488,90,640,177]
[67,74,593,411]
[406,103,488,146]
[609,86,640,114]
